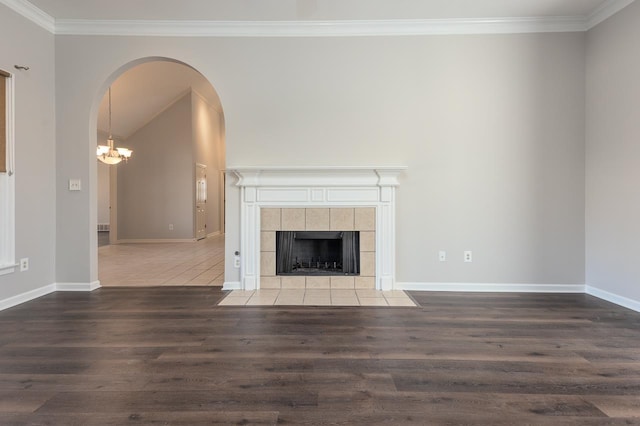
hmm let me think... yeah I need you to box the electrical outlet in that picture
[464,251,473,262]
[20,258,29,272]
[68,179,81,191]
[169,224,174,231]
[234,255,240,268]
[439,251,446,262]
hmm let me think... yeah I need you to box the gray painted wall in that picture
[52,32,586,286]
[118,92,194,240]
[586,1,640,302]
[115,89,224,241]
[6,0,640,306]
[0,6,56,298]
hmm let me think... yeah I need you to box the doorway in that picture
[96,59,225,286]
[195,163,207,241]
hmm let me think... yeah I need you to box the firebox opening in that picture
[276,231,360,276]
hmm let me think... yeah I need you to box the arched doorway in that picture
[94,58,226,286]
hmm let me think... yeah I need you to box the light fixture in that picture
[97,86,132,165]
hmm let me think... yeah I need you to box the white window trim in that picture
[0,71,16,276]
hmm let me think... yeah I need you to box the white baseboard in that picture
[3,281,637,315]
[586,285,640,313]
[222,281,241,291]
[0,284,56,311]
[116,239,196,244]
[56,281,101,292]
[396,282,586,293]
[206,231,221,238]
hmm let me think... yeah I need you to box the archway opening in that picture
[95,59,226,287]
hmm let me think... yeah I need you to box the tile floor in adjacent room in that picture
[218,289,417,307]
[98,234,225,286]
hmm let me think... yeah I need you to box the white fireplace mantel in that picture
[227,166,406,291]
[231,166,405,188]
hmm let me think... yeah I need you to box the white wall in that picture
[0,5,56,299]
[586,1,640,304]
[117,92,194,240]
[54,32,586,287]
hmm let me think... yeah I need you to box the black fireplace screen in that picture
[276,231,360,276]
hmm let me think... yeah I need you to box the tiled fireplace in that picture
[260,207,376,289]
[227,167,405,291]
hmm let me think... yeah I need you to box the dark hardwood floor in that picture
[0,288,639,425]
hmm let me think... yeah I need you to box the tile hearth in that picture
[218,289,417,307]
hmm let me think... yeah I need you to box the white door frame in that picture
[195,163,207,240]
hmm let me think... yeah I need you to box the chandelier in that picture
[97,86,132,165]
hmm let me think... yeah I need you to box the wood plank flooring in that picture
[0,288,639,425]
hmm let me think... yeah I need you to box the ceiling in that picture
[97,62,221,139]
[24,0,612,21]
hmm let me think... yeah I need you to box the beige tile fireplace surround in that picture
[260,207,376,290]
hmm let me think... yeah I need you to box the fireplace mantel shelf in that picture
[228,166,407,188]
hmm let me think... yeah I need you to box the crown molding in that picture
[586,0,636,29]
[0,0,54,33]
[55,16,588,37]
[1,0,636,37]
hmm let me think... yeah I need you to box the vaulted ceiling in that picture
[97,62,221,139]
